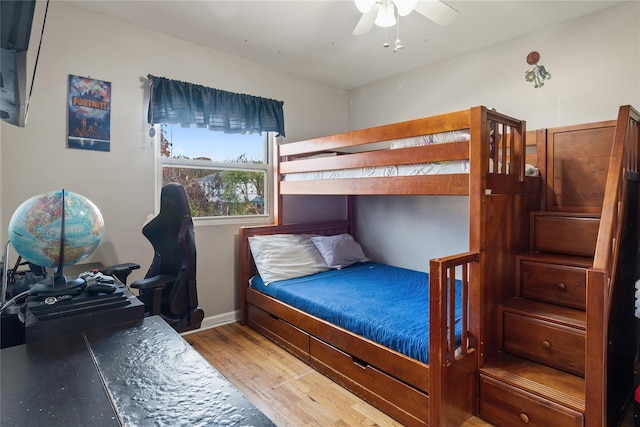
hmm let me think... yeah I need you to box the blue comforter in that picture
[250,262,462,364]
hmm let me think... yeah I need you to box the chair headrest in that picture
[160,182,192,218]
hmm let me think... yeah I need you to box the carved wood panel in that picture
[545,122,616,212]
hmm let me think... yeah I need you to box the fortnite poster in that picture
[67,75,111,152]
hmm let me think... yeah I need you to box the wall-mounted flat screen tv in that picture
[1,0,37,127]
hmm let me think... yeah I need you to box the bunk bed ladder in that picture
[478,105,640,427]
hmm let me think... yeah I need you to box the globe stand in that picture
[29,270,85,297]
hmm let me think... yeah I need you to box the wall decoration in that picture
[524,51,551,88]
[67,74,111,151]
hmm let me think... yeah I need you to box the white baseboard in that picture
[180,310,239,336]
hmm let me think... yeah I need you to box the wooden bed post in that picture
[238,226,250,325]
[584,269,607,427]
[429,258,446,427]
[468,106,487,365]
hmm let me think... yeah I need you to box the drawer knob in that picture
[519,412,530,423]
[557,282,567,291]
[542,340,552,349]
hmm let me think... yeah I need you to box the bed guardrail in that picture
[429,251,479,365]
[485,108,527,180]
[428,251,479,427]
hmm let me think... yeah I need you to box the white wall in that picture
[349,2,640,130]
[2,1,638,328]
[0,2,349,328]
[350,2,640,272]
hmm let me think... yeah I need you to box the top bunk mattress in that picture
[282,130,471,181]
[249,261,463,364]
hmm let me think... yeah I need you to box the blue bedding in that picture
[250,262,462,364]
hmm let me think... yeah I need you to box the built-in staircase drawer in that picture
[309,336,429,427]
[519,259,586,310]
[479,375,583,427]
[530,213,599,257]
[502,312,585,376]
[247,303,310,362]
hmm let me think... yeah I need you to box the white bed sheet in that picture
[283,160,471,181]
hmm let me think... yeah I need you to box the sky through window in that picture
[165,125,264,162]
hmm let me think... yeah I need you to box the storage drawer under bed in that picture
[309,336,429,427]
[247,303,310,363]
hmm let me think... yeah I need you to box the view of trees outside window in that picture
[159,124,269,218]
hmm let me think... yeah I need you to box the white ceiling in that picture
[63,0,625,90]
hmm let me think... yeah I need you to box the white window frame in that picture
[153,125,275,226]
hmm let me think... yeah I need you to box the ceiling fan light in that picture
[393,0,417,16]
[375,1,396,27]
[355,0,376,13]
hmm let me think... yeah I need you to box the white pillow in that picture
[249,234,329,285]
[310,234,369,269]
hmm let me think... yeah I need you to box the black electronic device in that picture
[25,286,130,321]
[85,283,117,295]
[79,270,115,285]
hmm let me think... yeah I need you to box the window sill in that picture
[193,215,273,227]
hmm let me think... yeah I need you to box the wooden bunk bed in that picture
[238,106,541,426]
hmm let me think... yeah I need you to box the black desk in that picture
[1,316,275,426]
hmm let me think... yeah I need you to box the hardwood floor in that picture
[184,322,491,426]
[186,322,637,426]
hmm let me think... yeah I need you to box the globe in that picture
[8,190,105,270]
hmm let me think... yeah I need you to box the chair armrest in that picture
[99,263,141,285]
[130,274,176,316]
[130,274,176,290]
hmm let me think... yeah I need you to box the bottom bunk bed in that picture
[239,220,479,427]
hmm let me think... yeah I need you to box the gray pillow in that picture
[311,234,368,269]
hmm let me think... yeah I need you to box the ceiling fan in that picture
[353,0,458,35]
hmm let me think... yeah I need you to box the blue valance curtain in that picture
[147,74,285,137]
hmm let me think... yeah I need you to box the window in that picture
[157,124,273,222]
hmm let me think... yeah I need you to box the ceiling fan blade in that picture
[353,5,379,35]
[414,0,458,26]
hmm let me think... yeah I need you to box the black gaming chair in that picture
[102,182,204,332]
